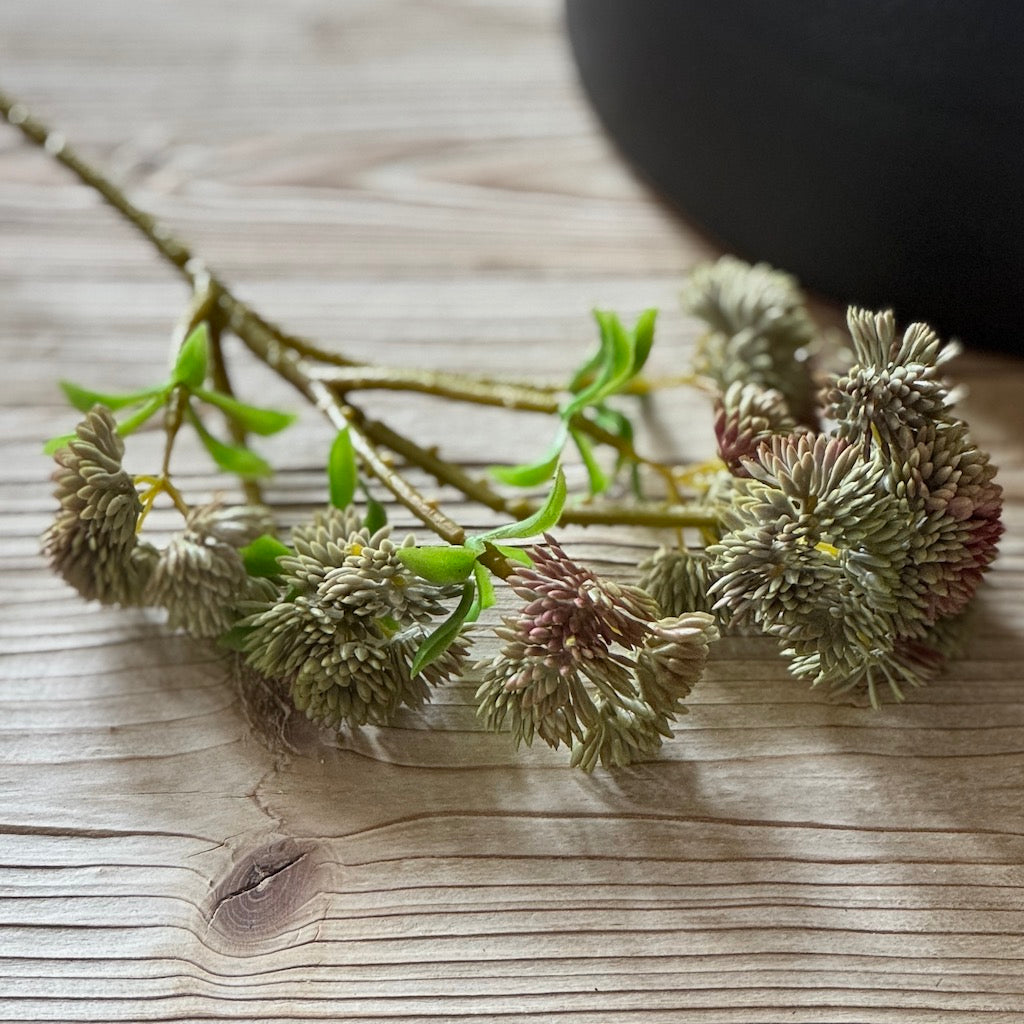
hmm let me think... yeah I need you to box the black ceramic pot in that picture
[566,1,1024,353]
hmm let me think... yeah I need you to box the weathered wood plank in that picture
[2,1,1023,1022]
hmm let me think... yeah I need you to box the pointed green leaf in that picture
[327,428,358,509]
[362,493,388,534]
[571,427,609,495]
[410,581,475,678]
[561,315,619,419]
[397,545,477,585]
[116,393,167,437]
[474,562,496,610]
[60,381,166,414]
[465,561,497,624]
[629,308,658,376]
[172,323,209,389]
[592,405,636,473]
[187,406,272,479]
[193,387,296,436]
[492,543,533,567]
[43,432,76,455]
[240,534,292,578]
[474,466,567,544]
[593,310,637,396]
[490,424,567,488]
[566,340,606,395]
[202,434,273,479]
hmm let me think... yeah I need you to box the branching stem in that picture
[2,88,719,546]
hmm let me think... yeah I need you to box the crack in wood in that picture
[209,850,309,921]
[206,838,319,942]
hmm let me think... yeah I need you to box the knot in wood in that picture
[208,838,316,943]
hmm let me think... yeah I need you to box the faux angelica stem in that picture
[357,412,718,533]
[320,367,681,490]
[0,90,338,370]
[2,88,716,543]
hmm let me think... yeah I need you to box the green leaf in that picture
[593,405,634,443]
[42,432,76,455]
[630,308,658,376]
[562,311,636,420]
[172,324,209,389]
[475,562,496,609]
[410,581,475,678]
[187,406,273,479]
[490,424,567,488]
[362,492,388,534]
[193,387,296,436]
[566,340,606,395]
[561,319,617,419]
[327,428,358,509]
[571,427,609,495]
[397,545,477,585]
[474,466,567,544]
[201,434,273,479]
[593,310,636,395]
[493,543,533,567]
[592,405,636,472]
[240,534,292,578]
[60,381,167,414]
[116,393,167,437]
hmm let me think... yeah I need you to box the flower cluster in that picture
[241,508,469,728]
[43,407,156,606]
[682,256,819,426]
[39,255,1003,768]
[144,504,276,638]
[475,537,718,770]
[42,409,469,733]
[684,264,1004,705]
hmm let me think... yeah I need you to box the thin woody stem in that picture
[0,89,341,366]
[317,365,560,413]
[320,367,682,490]
[2,88,717,541]
[355,411,718,532]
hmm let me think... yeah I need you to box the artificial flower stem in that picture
[0,90,346,369]
[2,89,717,539]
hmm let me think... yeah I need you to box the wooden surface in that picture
[2,3,1024,1022]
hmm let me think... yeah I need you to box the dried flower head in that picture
[638,546,714,616]
[242,506,468,728]
[708,433,918,701]
[708,306,1003,707]
[830,308,961,455]
[42,406,155,605]
[144,504,276,639]
[476,536,718,769]
[714,381,800,476]
[683,256,818,425]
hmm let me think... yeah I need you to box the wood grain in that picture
[2,2,1023,1022]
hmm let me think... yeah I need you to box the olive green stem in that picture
[320,366,681,494]
[2,88,718,542]
[318,365,560,413]
[0,89,342,369]
[348,408,719,533]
